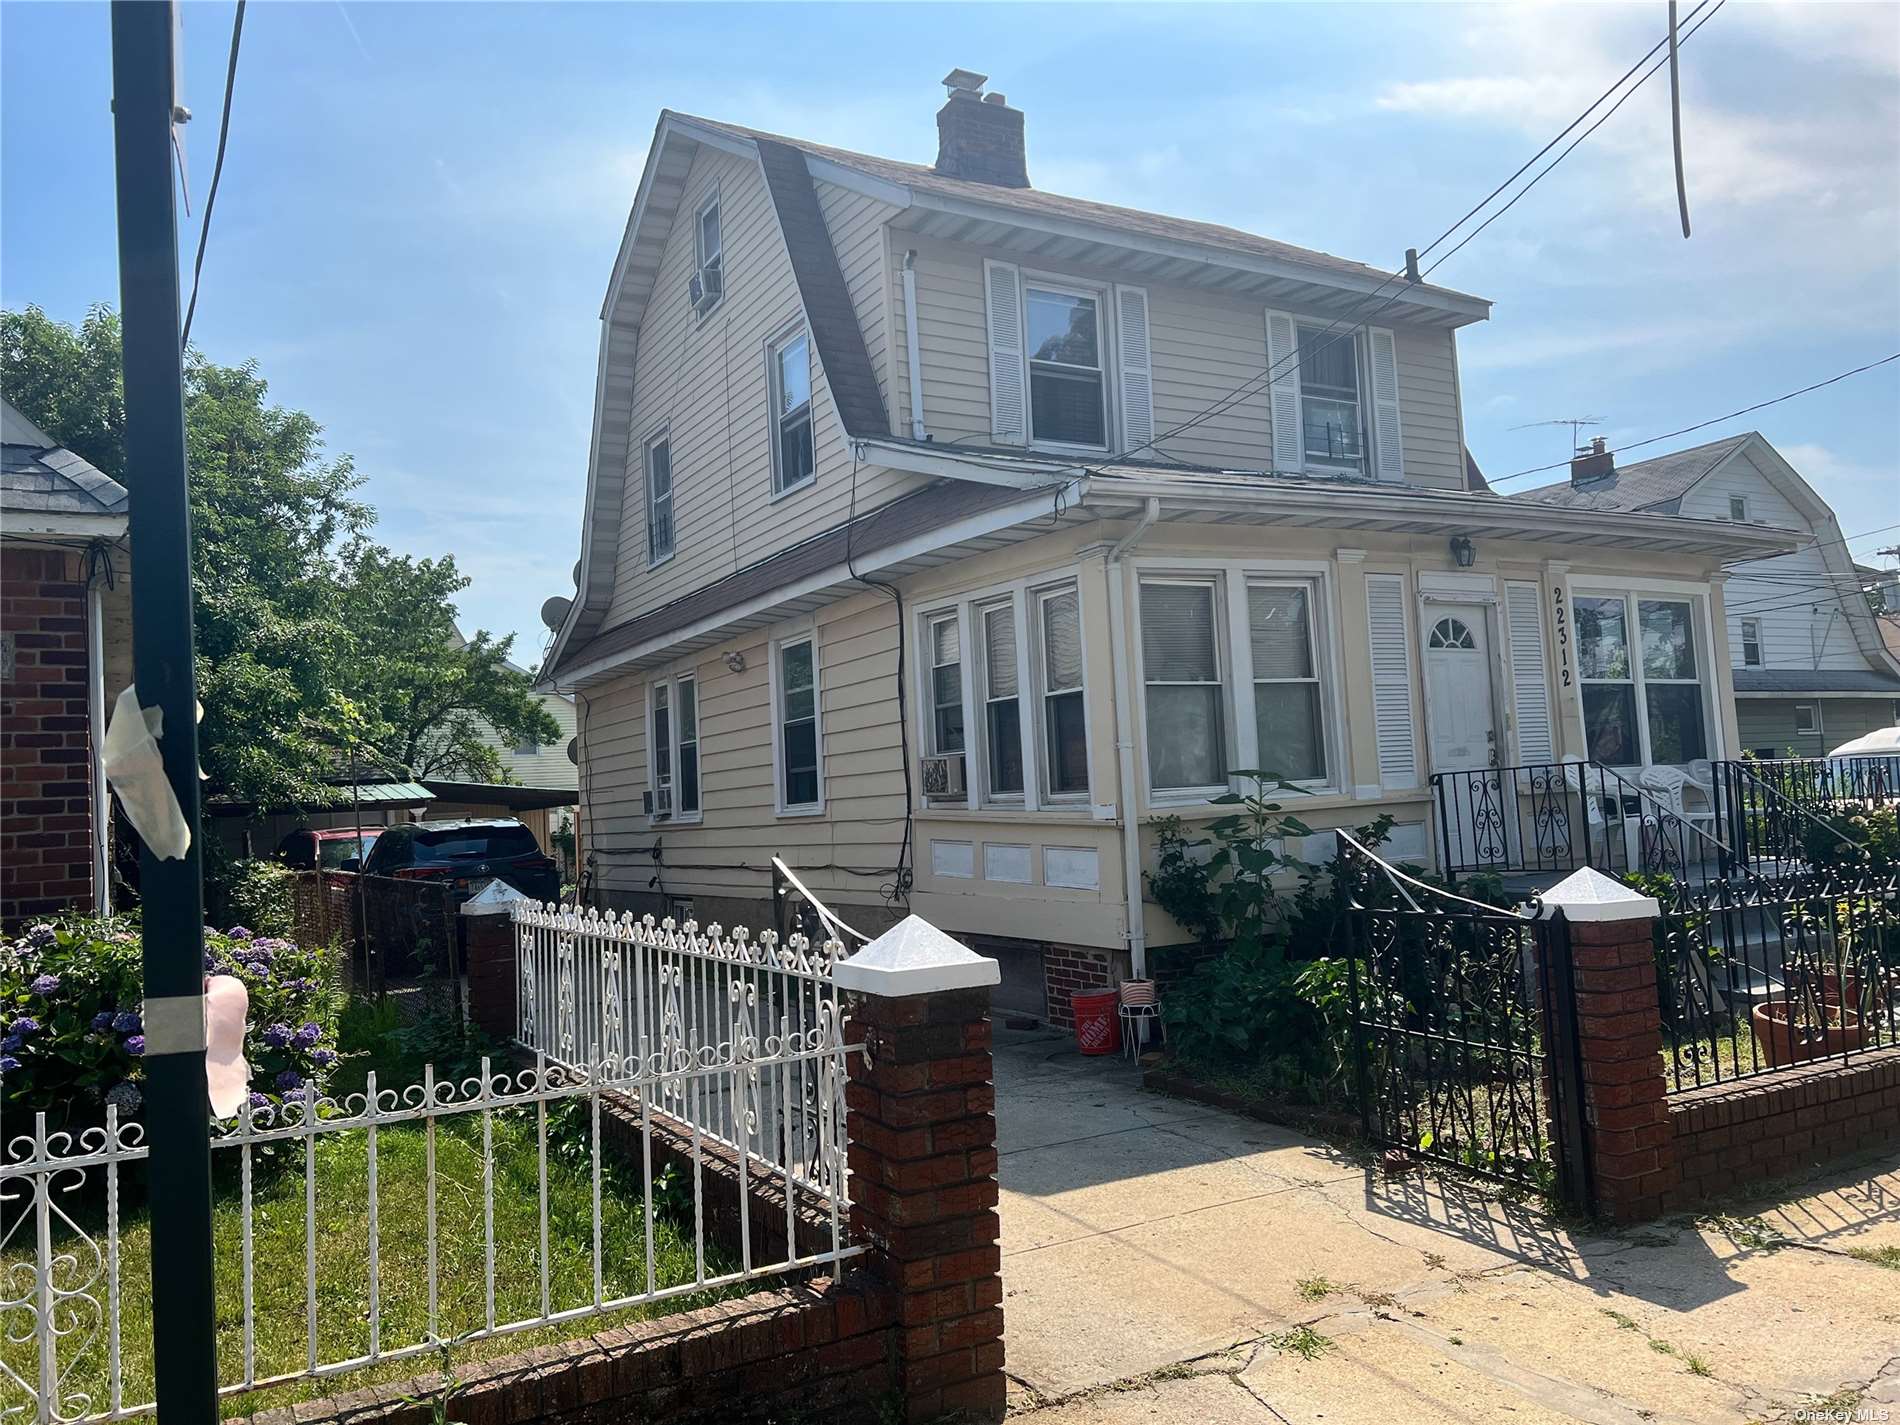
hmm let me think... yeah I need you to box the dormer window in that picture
[1026,284,1106,449]
[691,191,723,316]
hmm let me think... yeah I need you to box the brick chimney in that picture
[934,69,1029,189]
[1570,435,1614,486]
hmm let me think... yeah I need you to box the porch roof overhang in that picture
[544,477,1084,689]
[854,437,1801,561]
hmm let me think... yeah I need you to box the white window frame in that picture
[1740,616,1762,668]
[644,425,674,568]
[974,596,1028,806]
[1728,494,1749,522]
[1795,702,1820,737]
[1242,576,1335,790]
[767,321,816,499]
[1569,582,1722,767]
[1130,558,1346,807]
[645,670,701,825]
[1032,582,1092,804]
[1292,323,1371,477]
[693,186,723,317]
[914,575,1100,815]
[769,632,824,816]
[924,609,966,761]
[1022,274,1112,455]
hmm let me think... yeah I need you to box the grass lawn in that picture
[2,1021,740,1419]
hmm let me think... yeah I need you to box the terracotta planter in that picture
[1750,998,1866,1069]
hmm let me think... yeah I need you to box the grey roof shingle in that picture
[2,442,130,517]
[674,111,1486,310]
[1732,669,1900,695]
[1508,434,1753,514]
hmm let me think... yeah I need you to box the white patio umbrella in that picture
[1827,726,1900,758]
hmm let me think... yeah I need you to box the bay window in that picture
[1248,583,1325,783]
[1026,285,1106,448]
[979,601,1023,798]
[1038,587,1089,798]
[774,636,821,812]
[1574,591,1709,766]
[1140,580,1225,792]
[927,613,964,757]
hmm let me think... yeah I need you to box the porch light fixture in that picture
[724,651,746,674]
[1449,536,1476,568]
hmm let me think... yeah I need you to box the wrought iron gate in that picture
[1336,832,1592,1211]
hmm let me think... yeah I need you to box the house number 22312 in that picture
[1550,585,1572,688]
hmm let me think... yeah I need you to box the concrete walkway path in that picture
[994,1027,1900,1424]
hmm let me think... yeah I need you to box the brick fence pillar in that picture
[1541,869,1678,1223]
[460,879,528,1041]
[835,916,1006,1425]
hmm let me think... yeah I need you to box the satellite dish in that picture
[540,595,573,630]
[572,560,581,587]
[566,737,580,766]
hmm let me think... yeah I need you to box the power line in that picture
[1083,0,1722,472]
[180,0,246,350]
[1720,522,1900,570]
[1491,353,1900,488]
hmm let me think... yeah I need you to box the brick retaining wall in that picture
[1668,1047,1900,1204]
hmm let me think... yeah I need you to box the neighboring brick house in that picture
[2,398,133,924]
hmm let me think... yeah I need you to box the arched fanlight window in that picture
[1428,616,1477,651]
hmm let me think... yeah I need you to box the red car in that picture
[275,826,382,871]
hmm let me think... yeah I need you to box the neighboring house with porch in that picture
[1,397,132,922]
[537,73,1790,1022]
[1513,432,1900,760]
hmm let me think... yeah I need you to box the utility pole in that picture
[109,4,220,1419]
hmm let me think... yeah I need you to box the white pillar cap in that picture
[831,915,1000,997]
[461,878,531,917]
[1537,867,1660,922]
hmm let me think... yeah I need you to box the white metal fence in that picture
[1,909,859,1424]
[513,904,851,1200]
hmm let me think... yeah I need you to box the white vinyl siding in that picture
[1365,573,1418,789]
[1505,581,1554,763]
[605,152,919,627]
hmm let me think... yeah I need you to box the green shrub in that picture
[204,844,301,940]
[0,914,344,1129]
[1801,802,1898,872]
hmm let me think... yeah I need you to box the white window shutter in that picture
[1368,327,1404,483]
[1265,311,1302,472]
[1114,284,1154,454]
[1365,573,1417,789]
[1505,581,1554,763]
[984,260,1026,445]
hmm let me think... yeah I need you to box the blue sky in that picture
[4,2,1897,660]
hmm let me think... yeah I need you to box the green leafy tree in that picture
[2,303,556,805]
[338,543,558,781]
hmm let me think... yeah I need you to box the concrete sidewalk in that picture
[994,1027,1900,1423]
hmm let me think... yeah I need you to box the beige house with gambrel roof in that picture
[539,73,1791,1021]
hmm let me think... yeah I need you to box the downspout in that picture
[901,250,927,441]
[1104,498,1161,979]
[86,576,110,916]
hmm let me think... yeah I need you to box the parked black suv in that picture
[356,818,560,904]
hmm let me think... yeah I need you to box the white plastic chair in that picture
[1557,761,1612,863]
[1639,765,1717,837]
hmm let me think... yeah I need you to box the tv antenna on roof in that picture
[1511,416,1604,457]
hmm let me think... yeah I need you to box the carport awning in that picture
[205,780,435,817]
[421,780,578,811]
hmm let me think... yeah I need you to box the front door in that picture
[1424,608,1503,870]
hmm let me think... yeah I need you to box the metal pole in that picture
[108,4,220,1418]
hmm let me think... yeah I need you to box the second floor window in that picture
[1740,617,1762,667]
[1141,580,1225,792]
[645,432,674,564]
[771,329,814,494]
[1296,324,1366,473]
[1026,285,1105,448]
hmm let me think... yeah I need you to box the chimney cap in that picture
[942,68,988,96]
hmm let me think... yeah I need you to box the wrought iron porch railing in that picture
[1710,756,1895,878]
[1430,760,1729,889]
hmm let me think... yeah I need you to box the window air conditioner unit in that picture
[688,262,723,312]
[920,753,966,799]
[649,786,673,820]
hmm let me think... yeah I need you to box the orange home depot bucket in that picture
[1071,990,1121,1056]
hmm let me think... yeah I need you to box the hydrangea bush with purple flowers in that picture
[0,914,343,1126]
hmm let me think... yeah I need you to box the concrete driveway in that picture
[993,1027,1900,1424]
